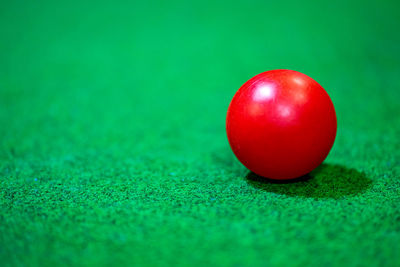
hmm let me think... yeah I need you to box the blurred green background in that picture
[1,0,399,266]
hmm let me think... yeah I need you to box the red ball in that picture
[226,69,337,180]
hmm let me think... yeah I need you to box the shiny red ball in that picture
[226,69,337,180]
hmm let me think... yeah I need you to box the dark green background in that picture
[1,0,399,266]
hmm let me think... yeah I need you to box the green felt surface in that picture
[1,0,400,266]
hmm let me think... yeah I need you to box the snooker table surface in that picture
[1,0,399,266]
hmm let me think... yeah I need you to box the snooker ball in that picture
[226,69,337,180]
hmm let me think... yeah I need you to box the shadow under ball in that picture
[226,69,337,180]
